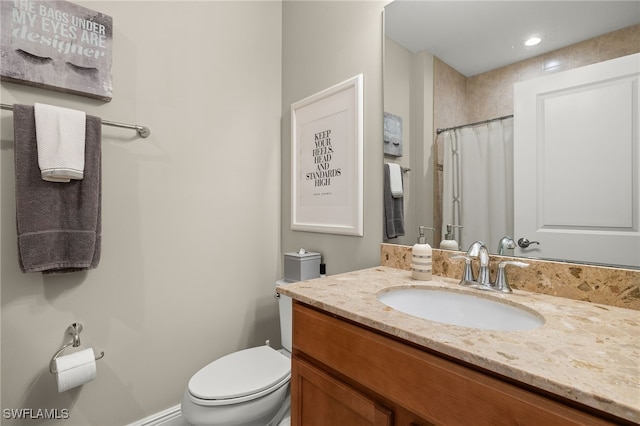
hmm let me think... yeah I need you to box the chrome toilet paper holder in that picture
[49,322,105,374]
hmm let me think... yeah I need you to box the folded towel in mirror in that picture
[386,162,403,198]
[384,163,405,239]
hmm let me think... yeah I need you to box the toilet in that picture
[181,280,293,426]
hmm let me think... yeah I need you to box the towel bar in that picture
[49,323,105,374]
[1,103,151,138]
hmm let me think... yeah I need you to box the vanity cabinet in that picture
[290,302,622,426]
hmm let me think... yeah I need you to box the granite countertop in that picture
[277,266,640,424]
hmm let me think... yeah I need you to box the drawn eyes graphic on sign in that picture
[14,46,99,82]
[66,62,99,79]
[16,48,52,65]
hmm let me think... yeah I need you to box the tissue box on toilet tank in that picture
[284,250,321,282]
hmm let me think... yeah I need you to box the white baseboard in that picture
[127,404,183,426]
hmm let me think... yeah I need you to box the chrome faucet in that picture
[466,241,491,286]
[452,241,528,293]
[451,241,489,286]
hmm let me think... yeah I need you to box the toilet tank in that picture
[276,280,292,352]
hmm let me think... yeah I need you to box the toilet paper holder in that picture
[49,323,105,374]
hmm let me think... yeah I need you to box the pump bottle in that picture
[412,226,434,281]
[440,224,463,250]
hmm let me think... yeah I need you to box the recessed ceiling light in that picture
[525,36,542,47]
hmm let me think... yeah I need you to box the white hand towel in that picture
[387,163,403,198]
[34,103,86,182]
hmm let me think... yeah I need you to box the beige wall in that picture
[1,2,282,424]
[410,51,435,244]
[281,1,385,275]
[383,38,414,246]
[385,39,437,245]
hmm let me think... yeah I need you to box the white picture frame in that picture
[291,74,363,236]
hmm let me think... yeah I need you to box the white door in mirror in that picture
[514,53,640,268]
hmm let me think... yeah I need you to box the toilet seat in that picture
[187,346,291,407]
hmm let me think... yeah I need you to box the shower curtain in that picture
[441,117,514,253]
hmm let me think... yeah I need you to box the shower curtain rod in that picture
[1,103,151,138]
[436,114,513,135]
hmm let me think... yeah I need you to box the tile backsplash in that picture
[381,243,640,311]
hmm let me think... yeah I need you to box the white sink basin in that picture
[377,288,544,331]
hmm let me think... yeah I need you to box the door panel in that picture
[291,356,393,426]
[514,53,640,267]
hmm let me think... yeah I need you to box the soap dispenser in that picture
[412,226,435,281]
[440,224,463,250]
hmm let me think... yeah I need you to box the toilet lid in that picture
[188,346,290,401]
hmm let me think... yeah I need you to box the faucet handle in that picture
[451,255,474,285]
[494,261,528,293]
[500,260,529,268]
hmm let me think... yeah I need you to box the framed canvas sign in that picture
[291,74,363,236]
[1,0,113,101]
[383,112,403,157]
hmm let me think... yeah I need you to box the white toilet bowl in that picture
[182,280,293,426]
[181,345,291,426]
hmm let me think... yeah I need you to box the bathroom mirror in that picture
[383,0,640,268]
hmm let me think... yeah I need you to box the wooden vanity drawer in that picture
[292,302,618,426]
[292,356,393,426]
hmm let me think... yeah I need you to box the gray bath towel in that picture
[13,104,101,274]
[384,163,405,239]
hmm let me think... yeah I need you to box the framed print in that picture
[1,0,113,101]
[291,74,363,236]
